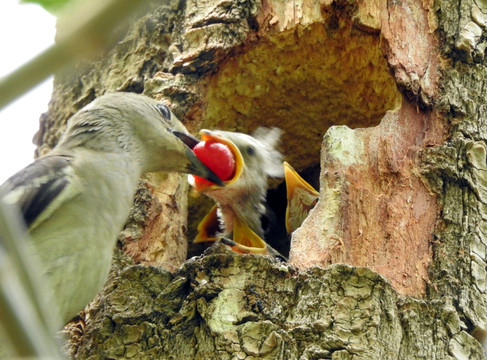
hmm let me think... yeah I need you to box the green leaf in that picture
[21,0,71,14]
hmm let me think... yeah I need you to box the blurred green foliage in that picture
[21,0,70,13]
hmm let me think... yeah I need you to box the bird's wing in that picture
[0,155,78,230]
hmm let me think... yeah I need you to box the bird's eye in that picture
[247,146,256,156]
[156,104,172,121]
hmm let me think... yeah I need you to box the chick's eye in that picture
[156,104,172,122]
[247,146,256,156]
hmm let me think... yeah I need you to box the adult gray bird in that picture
[175,128,283,255]
[0,92,222,323]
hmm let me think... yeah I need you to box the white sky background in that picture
[0,0,56,183]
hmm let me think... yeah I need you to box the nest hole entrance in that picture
[203,22,401,170]
[187,20,401,258]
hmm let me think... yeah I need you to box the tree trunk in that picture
[36,0,487,358]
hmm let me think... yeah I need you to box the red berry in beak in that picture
[192,141,235,188]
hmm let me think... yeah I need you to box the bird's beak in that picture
[193,204,220,243]
[193,205,267,254]
[192,189,287,259]
[284,161,319,233]
[221,217,288,260]
[193,204,268,254]
[227,216,268,254]
[172,131,225,186]
[173,130,244,191]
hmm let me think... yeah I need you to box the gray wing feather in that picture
[0,156,73,228]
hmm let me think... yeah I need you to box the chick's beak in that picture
[172,131,224,186]
[193,204,268,254]
[193,205,267,254]
[227,216,268,254]
[284,161,319,233]
[220,218,287,260]
[193,204,220,243]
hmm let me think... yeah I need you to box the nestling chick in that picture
[176,128,283,254]
[0,92,221,323]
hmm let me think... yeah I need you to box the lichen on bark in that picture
[68,246,484,359]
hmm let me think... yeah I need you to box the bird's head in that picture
[57,92,223,184]
[175,127,283,195]
[175,127,283,234]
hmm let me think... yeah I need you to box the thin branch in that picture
[0,0,151,110]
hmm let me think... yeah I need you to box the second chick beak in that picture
[284,162,319,233]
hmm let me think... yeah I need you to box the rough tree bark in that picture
[34,0,487,358]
